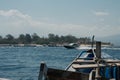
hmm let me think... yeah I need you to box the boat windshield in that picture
[79,50,94,59]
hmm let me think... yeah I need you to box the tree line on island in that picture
[0,33,110,46]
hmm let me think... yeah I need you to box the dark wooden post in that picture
[96,41,101,59]
[38,62,47,80]
[95,41,101,80]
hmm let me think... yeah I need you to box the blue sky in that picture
[0,0,120,38]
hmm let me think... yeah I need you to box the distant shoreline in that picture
[0,43,112,47]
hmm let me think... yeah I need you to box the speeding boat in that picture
[64,43,79,49]
[38,41,120,80]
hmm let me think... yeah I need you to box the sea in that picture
[0,46,120,80]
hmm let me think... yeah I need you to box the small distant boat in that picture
[38,41,120,80]
[64,43,79,49]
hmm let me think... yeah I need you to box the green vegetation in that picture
[0,33,92,45]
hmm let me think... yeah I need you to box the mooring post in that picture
[96,41,101,59]
[95,41,101,80]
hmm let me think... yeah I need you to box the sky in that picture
[0,0,120,38]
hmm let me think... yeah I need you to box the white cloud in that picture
[93,11,109,16]
[0,9,30,19]
[0,9,119,38]
[0,9,44,27]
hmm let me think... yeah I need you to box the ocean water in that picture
[0,47,120,80]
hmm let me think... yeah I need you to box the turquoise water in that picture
[0,47,120,80]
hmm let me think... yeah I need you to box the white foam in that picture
[110,47,120,50]
[0,78,11,80]
[77,46,93,50]
[101,52,113,58]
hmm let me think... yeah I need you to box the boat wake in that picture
[107,47,120,50]
[0,78,11,80]
[77,46,120,50]
[101,52,113,59]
